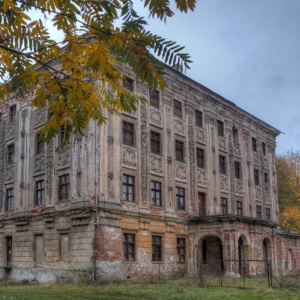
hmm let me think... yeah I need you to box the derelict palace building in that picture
[0,62,299,282]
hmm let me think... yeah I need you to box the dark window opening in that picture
[221,197,228,215]
[59,174,69,201]
[9,105,16,123]
[233,127,239,145]
[7,144,14,164]
[150,90,159,108]
[264,173,269,189]
[217,120,224,137]
[195,110,203,127]
[235,161,241,179]
[262,142,266,156]
[219,155,226,174]
[122,121,134,146]
[36,180,45,206]
[198,192,206,216]
[123,77,134,92]
[123,233,135,262]
[6,188,14,211]
[196,148,205,168]
[254,169,260,185]
[60,126,65,145]
[150,131,161,155]
[36,134,44,154]
[256,205,262,219]
[266,208,271,221]
[152,236,162,262]
[173,100,182,118]
[175,140,184,162]
[236,201,243,216]
[177,238,186,263]
[151,181,162,206]
[202,240,207,263]
[176,187,185,210]
[252,138,257,152]
[123,174,134,202]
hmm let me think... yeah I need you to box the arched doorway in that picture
[263,238,272,273]
[199,236,223,276]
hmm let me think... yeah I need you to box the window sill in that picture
[150,205,164,210]
[121,200,137,206]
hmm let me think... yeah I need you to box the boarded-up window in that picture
[150,131,160,155]
[60,233,69,262]
[150,90,159,108]
[123,233,135,262]
[35,234,44,265]
[175,140,184,162]
[122,121,134,146]
[177,238,186,263]
[152,236,162,262]
[173,100,182,118]
[195,110,203,127]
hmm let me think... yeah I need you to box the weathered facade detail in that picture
[0,63,299,283]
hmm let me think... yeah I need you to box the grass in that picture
[0,277,298,300]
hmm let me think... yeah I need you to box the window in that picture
[196,148,205,168]
[175,140,184,162]
[7,144,14,164]
[262,142,266,156]
[233,127,239,145]
[152,236,162,262]
[123,77,134,92]
[217,120,224,137]
[264,173,269,189]
[59,174,69,201]
[198,192,206,216]
[9,105,16,123]
[122,121,134,146]
[150,131,161,155]
[36,134,44,154]
[195,110,203,127]
[254,169,260,185]
[60,126,65,145]
[221,198,228,215]
[36,180,45,206]
[173,100,182,118]
[236,201,243,216]
[235,161,241,179]
[266,208,271,221]
[252,138,257,152]
[176,187,185,210]
[177,238,186,263]
[123,233,135,262]
[6,188,13,211]
[151,181,162,206]
[150,90,159,109]
[256,205,262,219]
[122,175,134,201]
[219,156,226,174]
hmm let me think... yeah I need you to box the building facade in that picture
[0,63,299,282]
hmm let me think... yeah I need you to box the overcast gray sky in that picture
[132,0,300,154]
[43,0,300,154]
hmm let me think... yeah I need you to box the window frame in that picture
[122,174,135,202]
[122,121,134,147]
[35,180,45,206]
[264,173,269,189]
[36,133,44,154]
[217,120,224,137]
[262,142,266,156]
[152,235,162,262]
[150,131,161,155]
[175,140,184,162]
[234,161,241,179]
[195,110,203,128]
[7,144,14,165]
[219,155,226,175]
[9,105,16,123]
[252,137,257,152]
[266,208,271,221]
[233,127,239,145]
[254,169,260,186]
[123,77,134,92]
[196,148,205,169]
[176,187,185,211]
[173,99,182,118]
[177,238,186,263]
[150,90,160,109]
[236,201,243,216]
[6,188,14,211]
[59,174,70,201]
[150,180,162,207]
[123,233,136,262]
[221,197,228,215]
[256,205,262,219]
